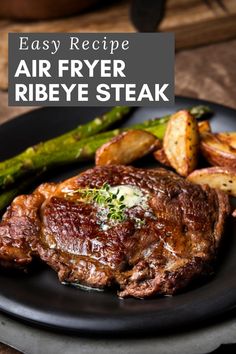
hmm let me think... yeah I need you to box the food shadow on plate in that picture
[0,141,235,336]
[0,153,232,298]
[0,257,49,278]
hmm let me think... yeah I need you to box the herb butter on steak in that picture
[0,166,230,298]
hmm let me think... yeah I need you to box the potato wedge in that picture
[95,130,159,166]
[163,110,200,176]
[198,120,211,135]
[215,132,236,149]
[201,132,236,169]
[153,148,171,167]
[188,166,236,196]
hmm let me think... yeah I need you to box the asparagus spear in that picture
[0,105,211,191]
[0,123,168,208]
[0,105,211,210]
[0,179,35,212]
[0,187,19,212]
[0,122,177,211]
[0,106,131,172]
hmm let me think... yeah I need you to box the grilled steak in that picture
[0,166,230,298]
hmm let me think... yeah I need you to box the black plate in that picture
[0,97,236,335]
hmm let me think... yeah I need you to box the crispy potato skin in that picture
[153,148,171,167]
[153,120,209,169]
[201,132,236,169]
[95,130,160,166]
[198,121,211,135]
[215,132,236,149]
[163,110,200,177]
[188,166,236,197]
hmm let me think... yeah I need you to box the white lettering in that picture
[96,84,110,101]
[19,37,28,50]
[155,84,169,101]
[61,84,76,101]
[14,60,31,77]
[15,84,27,101]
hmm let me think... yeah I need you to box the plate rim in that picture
[0,96,236,335]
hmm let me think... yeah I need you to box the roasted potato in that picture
[188,166,236,196]
[153,119,210,169]
[96,130,159,166]
[215,132,236,149]
[153,148,171,167]
[163,110,200,176]
[201,132,236,169]
[198,120,211,135]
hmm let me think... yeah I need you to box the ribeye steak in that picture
[0,166,230,298]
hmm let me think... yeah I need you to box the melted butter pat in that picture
[109,185,148,209]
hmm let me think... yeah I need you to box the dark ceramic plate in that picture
[0,97,236,335]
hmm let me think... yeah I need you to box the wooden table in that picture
[0,2,236,353]
[1,0,236,92]
[0,38,236,354]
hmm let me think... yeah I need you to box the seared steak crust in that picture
[0,166,230,298]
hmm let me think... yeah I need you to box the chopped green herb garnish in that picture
[67,183,126,222]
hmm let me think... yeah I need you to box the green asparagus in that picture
[0,178,36,212]
[0,106,131,173]
[0,105,211,193]
[0,187,20,211]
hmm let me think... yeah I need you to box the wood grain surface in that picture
[0,2,235,353]
[0,343,20,353]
